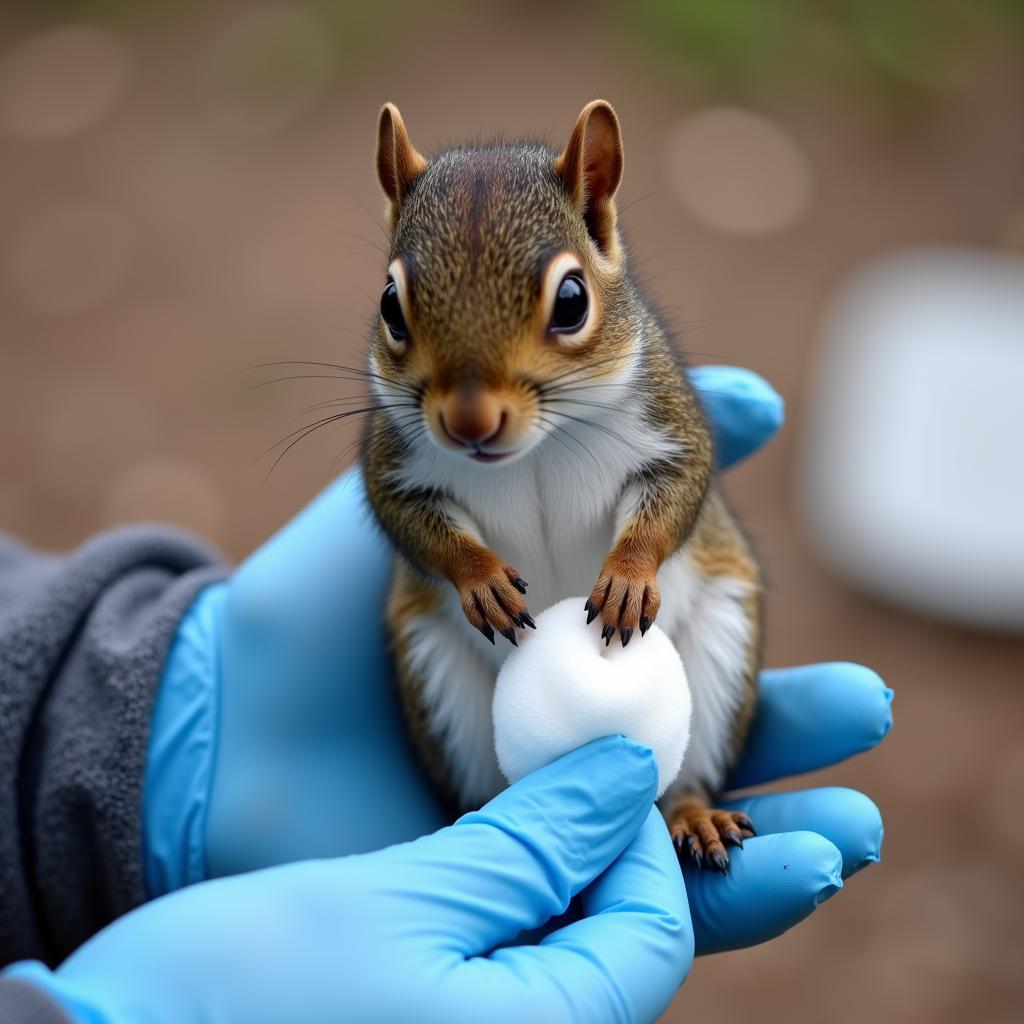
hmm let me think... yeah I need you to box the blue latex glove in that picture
[144,365,891,954]
[10,738,692,1024]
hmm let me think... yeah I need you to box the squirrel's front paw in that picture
[459,562,534,646]
[585,557,661,647]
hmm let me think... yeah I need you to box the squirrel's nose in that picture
[440,387,505,447]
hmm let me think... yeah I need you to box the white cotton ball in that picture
[492,597,691,798]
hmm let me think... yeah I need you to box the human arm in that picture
[0,528,224,968]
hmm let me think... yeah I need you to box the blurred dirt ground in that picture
[1,2,1023,1021]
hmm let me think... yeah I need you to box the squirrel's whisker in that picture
[536,415,601,473]
[342,231,389,257]
[542,407,634,452]
[294,395,412,417]
[243,361,422,396]
[265,415,370,478]
[336,407,423,472]
[536,352,632,391]
[616,190,661,217]
[262,406,384,459]
[543,392,622,409]
[328,434,371,474]
[244,374,420,400]
[541,396,623,416]
[353,196,391,241]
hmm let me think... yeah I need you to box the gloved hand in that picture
[144,365,892,955]
[11,738,692,1024]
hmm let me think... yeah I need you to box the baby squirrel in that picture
[362,100,761,871]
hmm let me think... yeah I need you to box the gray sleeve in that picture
[0,978,74,1024]
[0,527,228,968]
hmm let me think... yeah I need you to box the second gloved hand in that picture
[11,738,690,1024]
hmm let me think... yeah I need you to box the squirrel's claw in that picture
[668,802,757,875]
[708,851,730,874]
[733,813,756,836]
[586,559,661,646]
[722,829,744,848]
[676,834,703,870]
[460,563,532,646]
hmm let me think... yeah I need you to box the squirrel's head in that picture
[369,100,646,466]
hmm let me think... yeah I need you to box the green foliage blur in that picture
[635,0,1024,102]
[13,0,1024,112]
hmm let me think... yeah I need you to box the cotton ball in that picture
[493,597,691,798]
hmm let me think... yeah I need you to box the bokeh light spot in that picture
[667,106,813,235]
[0,26,132,140]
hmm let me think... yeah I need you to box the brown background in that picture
[1,2,1022,1020]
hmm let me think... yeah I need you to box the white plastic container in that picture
[801,246,1024,633]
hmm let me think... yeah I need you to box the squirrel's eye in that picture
[380,280,409,343]
[550,274,588,334]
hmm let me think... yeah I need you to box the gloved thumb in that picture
[380,735,658,954]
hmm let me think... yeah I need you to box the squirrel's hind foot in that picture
[667,798,756,874]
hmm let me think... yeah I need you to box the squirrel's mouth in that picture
[469,449,511,463]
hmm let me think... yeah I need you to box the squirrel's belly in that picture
[485,519,614,618]
[461,467,622,616]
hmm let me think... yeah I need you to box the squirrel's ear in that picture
[376,103,427,223]
[555,100,623,258]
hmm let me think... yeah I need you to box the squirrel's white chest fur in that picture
[390,386,754,809]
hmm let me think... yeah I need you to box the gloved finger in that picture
[463,809,692,1024]
[721,787,883,878]
[541,808,692,1022]
[395,736,658,954]
[727,663,893,790]
[688,365,784,470]
[686,831,844,956]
